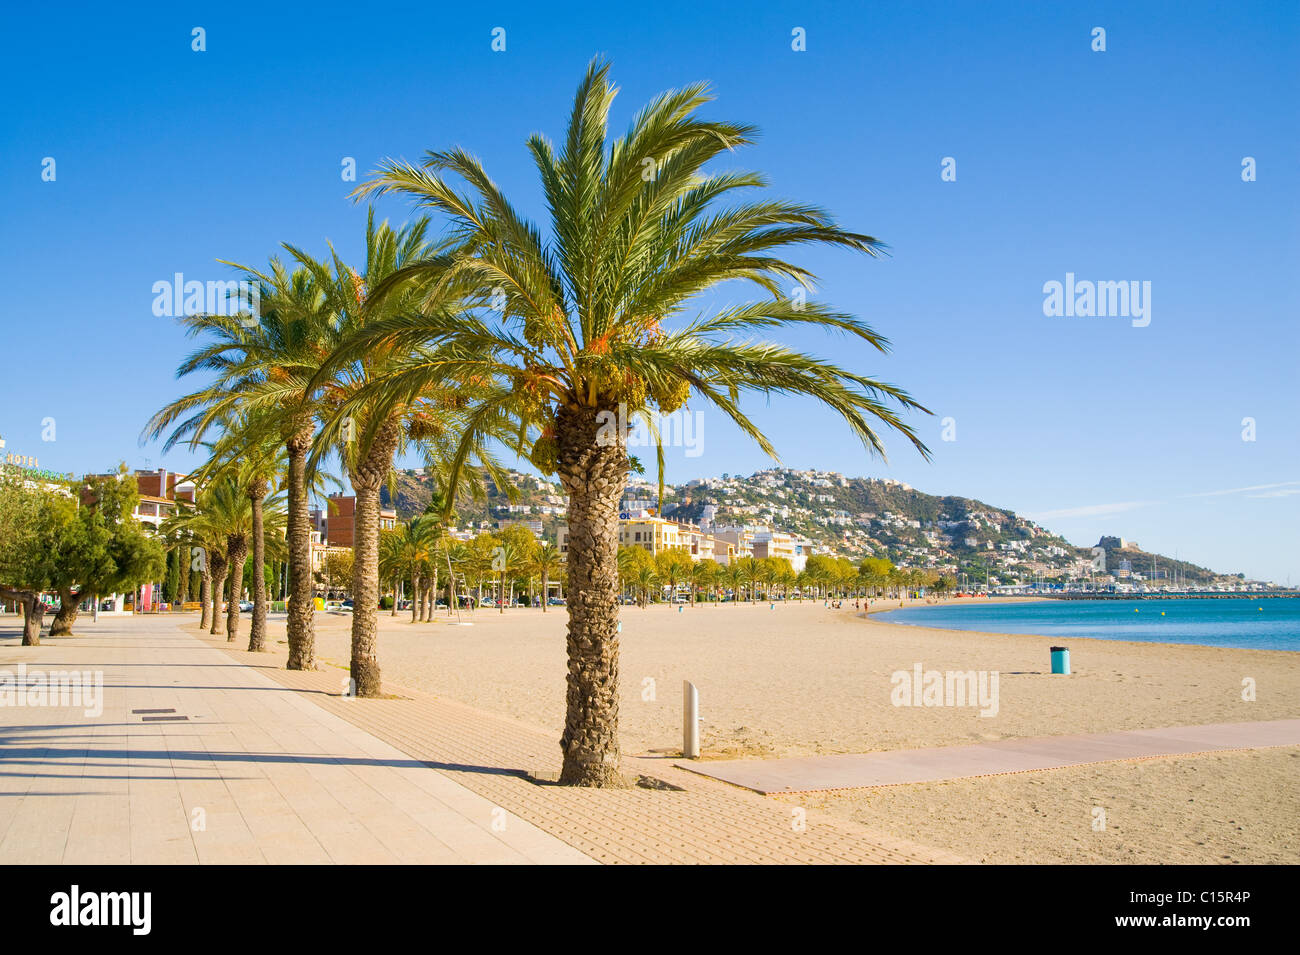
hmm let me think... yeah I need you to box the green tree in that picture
[724,561,745,606]
[616,545,655,603]
[0,476,57,644]
[689,558,720,606]
[654,547,693,603]
[48,470,165,636]
[734,556,762,603]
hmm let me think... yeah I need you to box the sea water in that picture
[878,598,1299,651]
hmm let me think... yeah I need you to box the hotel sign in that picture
[1,454,73,482]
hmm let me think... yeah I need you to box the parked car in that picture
[238,600,254,612]
[547,597,566,606]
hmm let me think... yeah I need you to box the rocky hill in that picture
[382,465,1242,586]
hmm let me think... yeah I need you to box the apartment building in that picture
[557,516,735,564]
[313,494,398,548]
[82,467,196,530]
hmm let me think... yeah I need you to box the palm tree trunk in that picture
[350,478,383,692]
[209,552,228,635]
[248,479,268,652]
[411,571,420,623]
[225,535,248,642]
[541,571,549,612]
[348,419,400,697]
[285,426,315,670]
[555,403,629,787]
[199,566,212,630]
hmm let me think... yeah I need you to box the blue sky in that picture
[3,1,1296,582]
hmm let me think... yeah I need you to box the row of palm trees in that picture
[145,60,927,786]
[380,522,565,618]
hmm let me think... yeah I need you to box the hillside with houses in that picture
[383,466,1246,590]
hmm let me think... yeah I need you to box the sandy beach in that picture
[194,597,1299,863]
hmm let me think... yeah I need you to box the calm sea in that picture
[878,598,1299,651]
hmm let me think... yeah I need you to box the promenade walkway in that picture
[0,616,589,864]
[678,720,1300,794]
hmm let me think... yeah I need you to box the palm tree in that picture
[350,60,928,785]
[632,565,659,607]
[188,471,287,645]
[144,262,337,670]
[725,562,745,607]
[443,540,470,613]
[378,526,405,615]
[163,482,232,636]
[689,557,719,606]
[298,213,510,695]
[392,517,438,622]
[491,539,523,612]
[735,556,762,604]
[655,547,692,604]
[197,421,290,651]
[241,446,283,651]
[759,558,781,602]
[779,563,798,602]
[161,493,220,631]
[530,541,563,611]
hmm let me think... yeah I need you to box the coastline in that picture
[863,594,1296,654]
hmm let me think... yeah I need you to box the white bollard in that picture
[683,680,700,758]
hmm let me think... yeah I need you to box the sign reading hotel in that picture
[0,445,73,482]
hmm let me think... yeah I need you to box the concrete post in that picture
[683,680,700,758]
